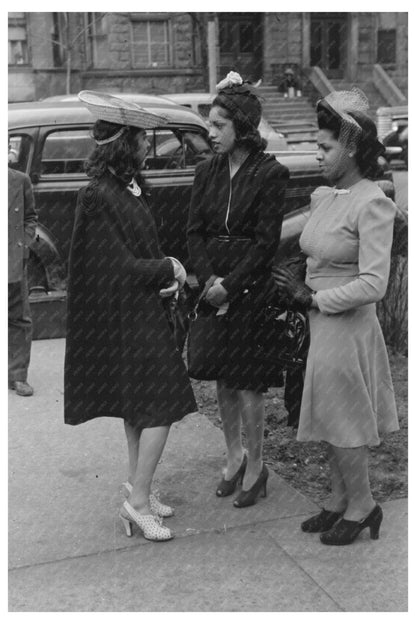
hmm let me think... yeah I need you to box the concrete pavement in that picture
[8,339,408,611]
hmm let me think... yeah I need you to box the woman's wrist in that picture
[309,291,318,308]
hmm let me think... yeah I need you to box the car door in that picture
[31,125,93,277]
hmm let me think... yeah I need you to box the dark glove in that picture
[271,266,313,308]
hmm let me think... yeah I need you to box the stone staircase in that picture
[257,85,318,148]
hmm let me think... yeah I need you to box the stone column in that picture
[347,13,359,82]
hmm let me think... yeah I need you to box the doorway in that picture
[310,13,348,78]
[218,13,263,82]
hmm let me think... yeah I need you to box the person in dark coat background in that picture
[187,72,289,508]
[278,68,302,98]
[8,166,37,396]
[64,91,197,542]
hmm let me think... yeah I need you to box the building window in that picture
[52,13,67,67]
[8,13,29,65]
[377,29,396,65]
[130,19,170,67]
[86,12,109,68]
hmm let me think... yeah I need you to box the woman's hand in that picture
[205,279,228,307]
[168,257,187,288]
[159,280,179,298]
[272,266,313,308]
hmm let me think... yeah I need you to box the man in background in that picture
[8,166,37,396]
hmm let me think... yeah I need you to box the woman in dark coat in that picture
[187,72,289,507]
[64,91,197,542]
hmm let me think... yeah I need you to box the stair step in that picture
[268,117,317,125]
[263,101,311,111]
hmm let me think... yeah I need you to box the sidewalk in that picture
[8,339,408,611]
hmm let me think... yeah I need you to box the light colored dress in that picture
[298,179,399,447]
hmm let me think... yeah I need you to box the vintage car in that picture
[377,105,408,169]
[8,95,395,338]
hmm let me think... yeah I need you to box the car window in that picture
[8,134,33,173]
[41,129,94,176]
[145,128,211,170]
[197,104,211,119]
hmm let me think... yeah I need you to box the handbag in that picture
[186,297,228,381]
[255,304,309,370]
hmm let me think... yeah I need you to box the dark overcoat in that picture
[64,172,197,428]
[8,168,37,283]
[187,151,289,392]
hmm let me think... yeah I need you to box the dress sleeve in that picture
[316,196,396,314]
[187,161,216,286]
[221,163,289,296]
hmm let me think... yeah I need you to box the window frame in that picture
[377,28,397,67]
[85,12,109,69]
[129,16,172,69]
[8,13,29,66]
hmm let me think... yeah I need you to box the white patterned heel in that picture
[123,482,174,518]
[120,501,173,542]
[119,512,134,537]
[149,493,174,518]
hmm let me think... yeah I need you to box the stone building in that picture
[8,11,407,104]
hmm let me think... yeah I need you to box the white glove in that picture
[159,279,179,298]
[168,257,187,288]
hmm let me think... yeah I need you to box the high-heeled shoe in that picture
[301,508,344,533]
[233,463,269,508]
[216,454,247,497]
[119,501,173,541]
[122,481,174,518]
[320,504,383,545]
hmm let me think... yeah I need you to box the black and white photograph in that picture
[7,3,409,613]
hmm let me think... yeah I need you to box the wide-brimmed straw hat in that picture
[78,90,168,129]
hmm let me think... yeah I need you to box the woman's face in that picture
[208,106,236,155]
[135,129,150,165]
[316,129,354,184]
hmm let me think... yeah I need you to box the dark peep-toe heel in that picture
[320,504,383,545]
[216,454,247,497]
[233,463,269,508]
[301,508,344,533]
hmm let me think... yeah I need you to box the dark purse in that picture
[255,304,309,370]
[255,253,310,370]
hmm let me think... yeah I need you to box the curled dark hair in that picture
[85,120,144,185]
[212,92,266,153]
[317,106,385,179]
[347,111,385,179]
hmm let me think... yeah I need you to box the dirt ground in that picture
[190,349,408,506]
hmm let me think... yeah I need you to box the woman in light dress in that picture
[273,88,399,546]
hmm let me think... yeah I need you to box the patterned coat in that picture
[64,171,197,428]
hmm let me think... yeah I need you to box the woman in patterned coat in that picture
[64,92,197,542]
